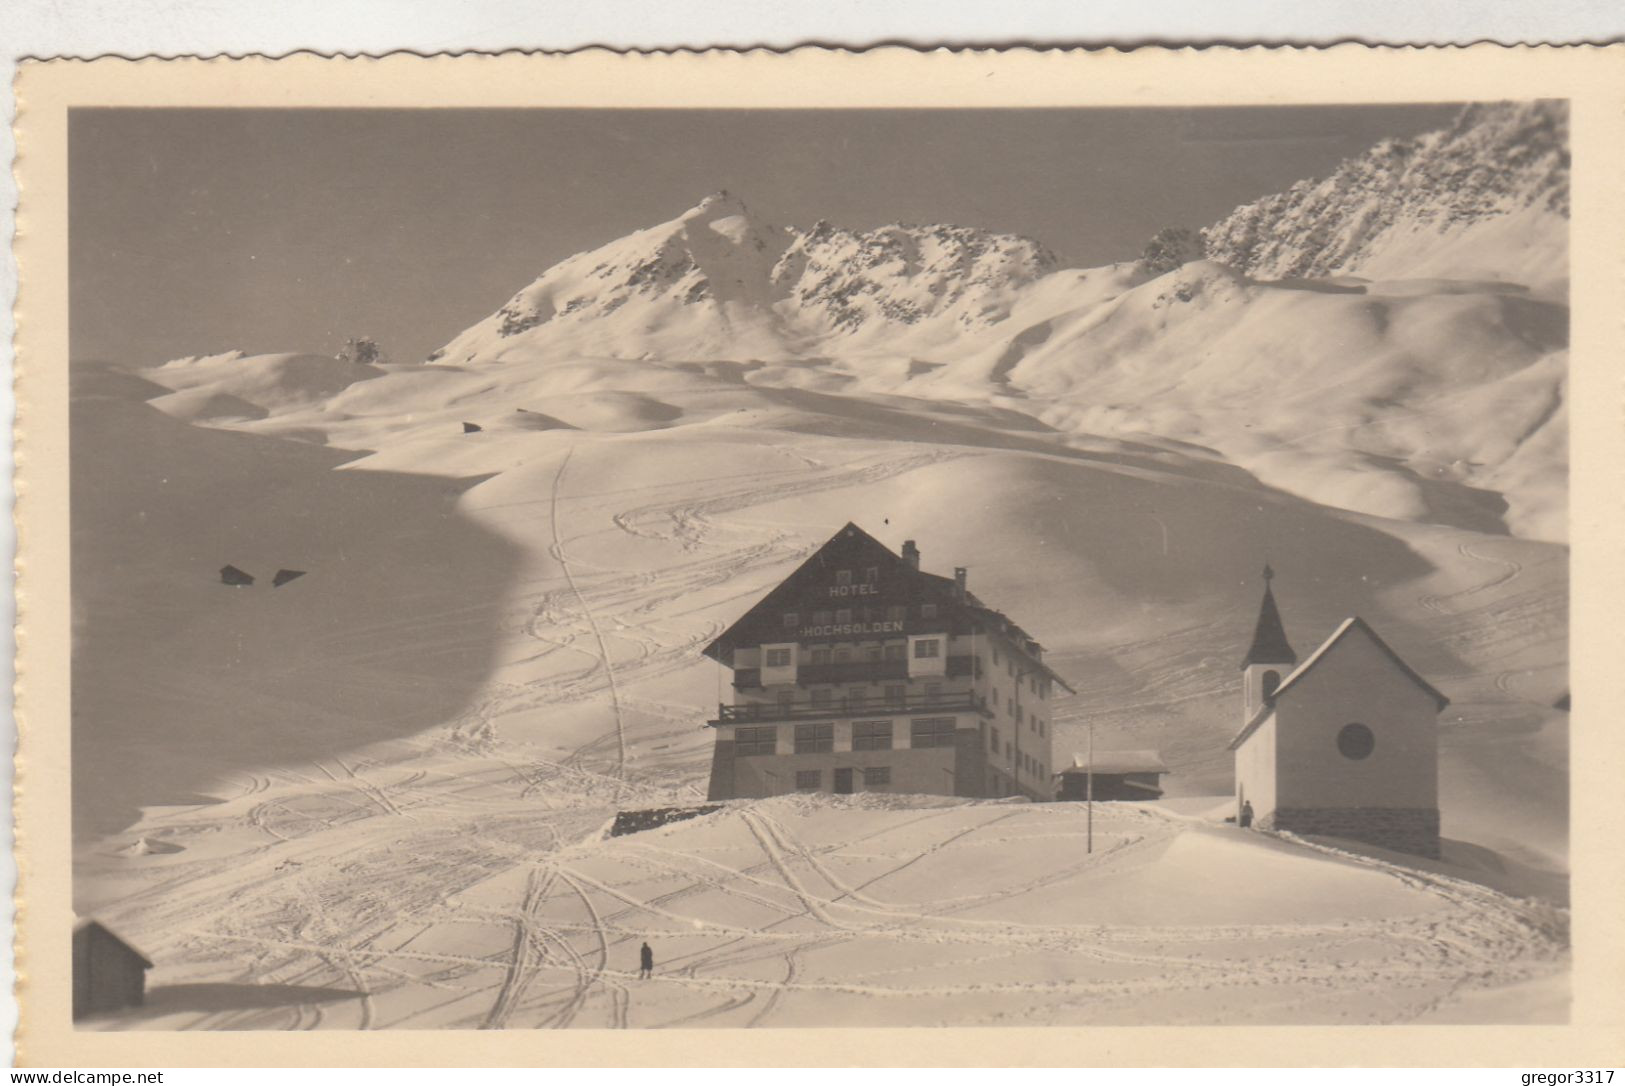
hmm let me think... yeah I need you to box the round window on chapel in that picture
[1337,722,1375,760]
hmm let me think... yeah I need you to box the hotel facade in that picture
[702,523,1072,801]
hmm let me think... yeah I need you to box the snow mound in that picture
[121,835,184,856]
[147,387,270,423]
[148,352,386,413]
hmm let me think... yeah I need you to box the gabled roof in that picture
[701,522,915,664]
[1229,615,1449,750]
[1241,569,1296,670]
[74,919,154,968]
[1061,749,1168,775]
[701,522,1073,691]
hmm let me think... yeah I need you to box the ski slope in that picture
[71,345,1570,1027]
[79,791,1568,1030]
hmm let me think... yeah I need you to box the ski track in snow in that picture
[75,357,1569,1029]
[87,787,1568,1030]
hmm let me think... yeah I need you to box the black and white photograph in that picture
[32,55,1589,1040]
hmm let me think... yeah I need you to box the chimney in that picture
[901,540,920,570]
[954,567,967,600]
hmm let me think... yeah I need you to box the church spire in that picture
[1241,564,1296,670]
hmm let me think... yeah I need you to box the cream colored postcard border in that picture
[13,46,1625,1067]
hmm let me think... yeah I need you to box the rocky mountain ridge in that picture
[1201,101,1568,281]
[431,191,1057,364]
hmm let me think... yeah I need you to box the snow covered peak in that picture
[1201,101,1568,283]
[684,188,748,217]
[771,219,1057,335]
[430,198,1060,364]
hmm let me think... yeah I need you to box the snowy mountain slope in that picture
[406,104,1566,543]
[1201,101,1568,285]
[430,190,1059,366]
[987,261,1569,540]
[85,349,1569,857]
[74,341,1569,1026]
[78,793,1568,1030]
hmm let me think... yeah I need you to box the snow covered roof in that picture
[1229,616,1449,750]
[702,522,1074,693]
[74,919,154,968]
[1061,749,1168,775]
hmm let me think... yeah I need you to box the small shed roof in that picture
[1061,749,1168,775]
[74,920,154,968]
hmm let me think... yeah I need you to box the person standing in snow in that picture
[640,941,654,980]
[1239,800,1254,829]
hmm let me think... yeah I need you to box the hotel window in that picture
[1005,741,1012,758]
[884,684,905,707]
[925,683,943,704]
[1038,720,1045,737]
[865,645,883,662]
[794,723,834,754]
[991,688,999,707]
[835,646,851,663]
[836,569,853,586]
[853,720,893,751]
[1016,704,1024,724]
[990,726,1000,753]
[733,726,777,756]
[911,717,957,748]
[846,688,866,709]
[887,605,907,623]
[921,603,938,620]
[884,642,905,661]
[914,638,941,659]
[811,688,832,709]
[777,691,795,713]
[863,766,891,787]
[765,648,793,668]
[811,647,831,665]
[864,566,880,583]
[813,610,832,626]
[992,647,1001,666]
[836,608,852,624]
[784,612,799,628]
[795,770,821,792]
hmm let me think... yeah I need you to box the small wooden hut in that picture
[73,920,152,1019]
[1057,750,1169,801]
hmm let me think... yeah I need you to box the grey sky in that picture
[70,104,1461,368]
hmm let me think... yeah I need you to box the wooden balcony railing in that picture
[711,690,987,724]
[732,655,976,689]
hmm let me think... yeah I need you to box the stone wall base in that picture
[1260,806,1440,859]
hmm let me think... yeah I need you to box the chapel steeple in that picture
[1241,564,1296,722]
[1242,564,1296,670]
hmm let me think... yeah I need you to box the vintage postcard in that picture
[12,47,1625,1066]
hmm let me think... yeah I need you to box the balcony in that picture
[800,659,908,685]
[710,690,988,725]
[732,654,976,689]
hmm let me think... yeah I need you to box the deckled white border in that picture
[12,46,1625,1068]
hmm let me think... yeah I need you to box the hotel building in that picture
[702,523,1072,801]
